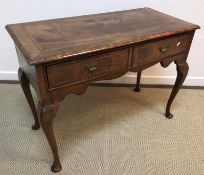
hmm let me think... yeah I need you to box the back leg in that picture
[18,67,40,130]
[134,71,142,92]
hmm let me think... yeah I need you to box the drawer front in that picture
[132,34,191,66]
[46,49,129,89]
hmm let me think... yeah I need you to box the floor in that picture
[0,84,204,175]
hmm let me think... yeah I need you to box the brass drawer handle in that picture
[160,46,169,53]
[85,62,99,72]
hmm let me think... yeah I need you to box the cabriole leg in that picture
[165,62,189,119]
[39,103,62,172]
[18,67,40,130]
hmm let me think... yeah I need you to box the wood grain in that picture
[6,8,199,65]
[46,49,129,89]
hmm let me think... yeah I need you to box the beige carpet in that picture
[0,84,204,175]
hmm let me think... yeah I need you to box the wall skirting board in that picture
[0,71,18,80]
[99,74,204,86]
[1,71,204,86]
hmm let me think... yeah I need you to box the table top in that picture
[6,7,199,65]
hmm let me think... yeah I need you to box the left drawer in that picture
[46,49,129,89]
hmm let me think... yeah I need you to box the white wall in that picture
[1,0,204,86]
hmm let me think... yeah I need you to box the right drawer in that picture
[132,34,191,66]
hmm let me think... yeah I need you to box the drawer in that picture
[46,49,129,89]
[132,34,191,66]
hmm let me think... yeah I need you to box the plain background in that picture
[1,0,203,86]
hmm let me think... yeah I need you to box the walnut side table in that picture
[6,8,200,172]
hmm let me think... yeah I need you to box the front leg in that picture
[165,62,189,119]
[39,103,62,172]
